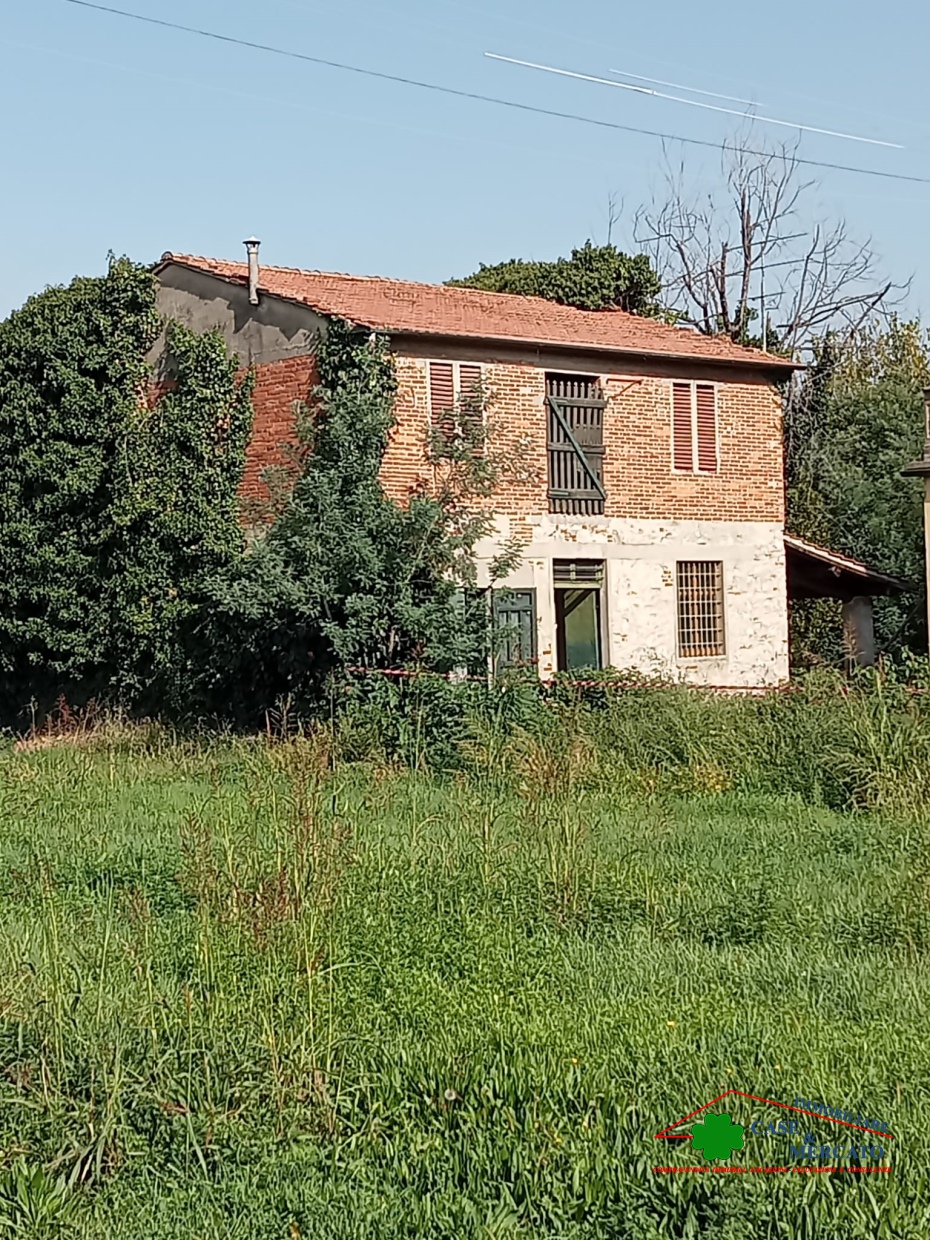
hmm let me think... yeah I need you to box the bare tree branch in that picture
[633,132,910,356]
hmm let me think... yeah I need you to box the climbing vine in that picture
[0,257,253,719]
[0,263,515,725]
[200,318,516,722]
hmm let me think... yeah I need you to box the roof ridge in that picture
[161,253,646,317]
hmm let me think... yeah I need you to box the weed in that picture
[0,682,928,1237]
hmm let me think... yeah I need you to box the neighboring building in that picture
[153,243,804,689]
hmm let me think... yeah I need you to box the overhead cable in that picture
[59,0,930,184]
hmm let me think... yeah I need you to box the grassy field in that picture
[0,698,928,1237]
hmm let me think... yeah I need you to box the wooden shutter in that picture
[672,382,694,471]
[695,384,718,473]
[459,364,482,411]
[459,364,483,449]
[429,362,455,437]
[492,589,537,671]
[546,374,606,515]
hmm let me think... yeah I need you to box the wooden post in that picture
[842,596,875,670]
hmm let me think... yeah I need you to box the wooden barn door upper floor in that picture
[545,373,607,515]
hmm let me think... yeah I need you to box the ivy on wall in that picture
[0,264,510,726]
[108,320,254,708]
[199,318,513,723]
[0,257,252,719]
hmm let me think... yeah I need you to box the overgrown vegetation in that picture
[198,320,520,724]
[0,271,511,729]
[0,680,928,1237]
[786,319,929,662]
[0,258,253,721]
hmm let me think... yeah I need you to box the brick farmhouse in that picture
[152,247,903,688]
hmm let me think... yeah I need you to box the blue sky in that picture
[2,0,928,321]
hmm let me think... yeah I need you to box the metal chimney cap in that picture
[244,236,261,249]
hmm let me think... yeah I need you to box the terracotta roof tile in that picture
[158,253,799,370]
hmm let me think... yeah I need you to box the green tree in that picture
[0,258,160,712]
[448,241,662,315]
[200,321,519,724]
[786,320,928,663]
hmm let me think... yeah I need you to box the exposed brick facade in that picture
[152,258,787,532]
[154,337,782,534]
[241,354,317,503]
[377,341,784,527]
[147,355,317,511]
[150,254,792,688]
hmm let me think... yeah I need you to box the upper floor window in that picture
[428,361,484,452]
[546,373,606,515]
[672,381,718,475]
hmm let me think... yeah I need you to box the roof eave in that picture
[352,327,802,373]
[784,535,912,595]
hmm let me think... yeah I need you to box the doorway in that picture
[554,560,605,671]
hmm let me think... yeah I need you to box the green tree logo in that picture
[690,1113,745,1161]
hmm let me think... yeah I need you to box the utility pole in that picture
[901,387,930,648]
[747,275,779,352]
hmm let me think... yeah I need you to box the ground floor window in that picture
[676,560,726,657]
[553,560,605,671]
[491,589,537,671]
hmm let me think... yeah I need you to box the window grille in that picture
[672,382,718,474]
[553,559,605,585]
[546,373,606,514]
[677,561,725,657]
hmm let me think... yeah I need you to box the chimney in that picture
[244,237,261,306]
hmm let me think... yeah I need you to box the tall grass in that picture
[0,677,928,1235]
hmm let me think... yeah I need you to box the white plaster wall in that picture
[473,516,789,688]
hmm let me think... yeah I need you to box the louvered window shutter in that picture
[459,363,484,455]
[459,363,482,424]
[695,384,718,473]
[429,362,455,438]
[672,382,694,471]
[459,365,482,409]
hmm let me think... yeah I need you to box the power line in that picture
[59,0,930,186]
[0,35,650,176]
[486,55,903,149]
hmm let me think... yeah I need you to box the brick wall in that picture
[158,340,783,527]
[241,354,317,504]
[380,348,785,525]
[148,354,317,511]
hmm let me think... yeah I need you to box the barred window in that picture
[677,561,725,658]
